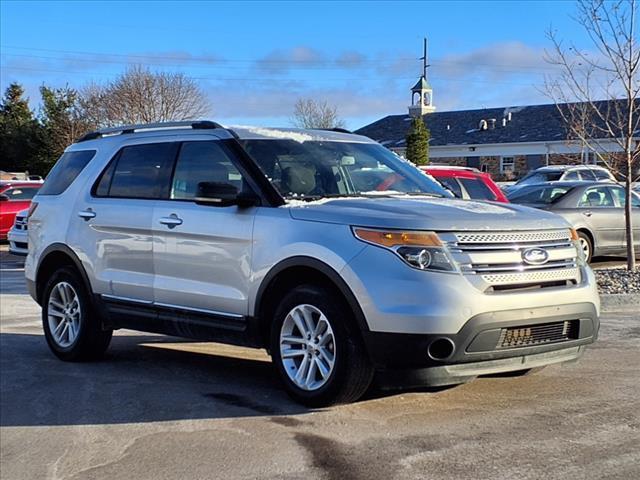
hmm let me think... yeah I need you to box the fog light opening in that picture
[427,338,455,360]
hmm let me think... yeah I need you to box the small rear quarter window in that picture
[39,150,96,195]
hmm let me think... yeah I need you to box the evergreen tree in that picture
[38,85,93,172]
[0,83,42,174]
[405,116,430,166]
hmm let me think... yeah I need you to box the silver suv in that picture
[25,121,600,406]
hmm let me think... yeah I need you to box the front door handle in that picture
[159,214,183,228]
[78,208,96,220]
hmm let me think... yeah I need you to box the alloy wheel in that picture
[47,281,81,348]
[279,304,336,391]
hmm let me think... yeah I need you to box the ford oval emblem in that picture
[522,248,550,265]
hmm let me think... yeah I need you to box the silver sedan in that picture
[508,181,640,262]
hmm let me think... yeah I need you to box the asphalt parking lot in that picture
[1,246,639,480]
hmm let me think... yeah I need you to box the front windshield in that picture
[240,140,450,200]
[516,171,563,186]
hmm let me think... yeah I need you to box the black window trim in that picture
[91,142,179,200]
[39,149,97,196]
[90,138,280,206]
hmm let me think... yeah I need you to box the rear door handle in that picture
[159,214,183,228]
[583,211,593,217]
[78,209,96,220]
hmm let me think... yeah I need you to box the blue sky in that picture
[1,0,587,129]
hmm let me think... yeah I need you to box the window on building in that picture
[500,156,515,173]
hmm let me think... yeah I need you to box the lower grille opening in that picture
[497,320,579,349]
[14,242,28,249]
[487,280,576,293]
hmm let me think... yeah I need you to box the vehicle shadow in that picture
[1,331,473,427]
[0,332,310,427]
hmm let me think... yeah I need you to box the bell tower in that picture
[409,37,436,117]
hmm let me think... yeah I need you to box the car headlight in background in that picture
[352,228,457,272]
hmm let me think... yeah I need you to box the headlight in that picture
[352,228,457,272]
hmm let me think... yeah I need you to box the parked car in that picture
[8,208,29,255]
[26,121,600,406]
[0,181,42,240]
[504,165,616,196]
[507,181,640,262]
[421,166,508,203]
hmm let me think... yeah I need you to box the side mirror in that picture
[0,194,9,202]
[195,182,260,208]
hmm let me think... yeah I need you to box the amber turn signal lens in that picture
[353,228,442,247]
[569,228,579,241]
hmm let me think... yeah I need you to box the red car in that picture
[0,181,42,240]
[420,166,509,203]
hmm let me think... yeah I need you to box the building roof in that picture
[355,100,625,149]
[411,76,432,91]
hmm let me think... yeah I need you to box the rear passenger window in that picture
[564,171,580,181]
[593,170,612,181]
[95,143,178,199]
[171,141,244,200]
[459,178,496,201]
[579,170,596,181]
[39,150,96,195]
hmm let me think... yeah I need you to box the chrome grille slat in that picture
[465,260,577,274]
[442,229,580,290]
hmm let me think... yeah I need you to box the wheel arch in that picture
[576,228,595,254]
[35,244,93,305]
[254,256,369,348]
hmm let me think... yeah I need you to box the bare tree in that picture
[291,98,346,129]
[80,65,209,127]
[545,0,640,270]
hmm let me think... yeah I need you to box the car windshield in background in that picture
[508,185,573,204]
[240,140,450,200]
[516,171,563,186]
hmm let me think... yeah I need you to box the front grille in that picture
[440,229,581,291]
[14,216,28,231]
[497,321,579,349]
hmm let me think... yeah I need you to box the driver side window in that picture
[578,187,615,207]
[171,141,244,200]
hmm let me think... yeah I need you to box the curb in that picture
[599,293,640,313]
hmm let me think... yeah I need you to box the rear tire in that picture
[270,284,374,407]
[42,267,112,361]
[577,231,593,263]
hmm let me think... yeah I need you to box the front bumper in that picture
[362,301,598,370]
[7,227,28,256]
[379,345,587,388]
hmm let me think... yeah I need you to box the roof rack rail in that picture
[320,127,352,134]
[76,120,224,143]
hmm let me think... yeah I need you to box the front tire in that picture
[42,267,112,361]
[270,285,374,407]
[577,231,593,263]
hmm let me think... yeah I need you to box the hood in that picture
[285,196,570,231]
